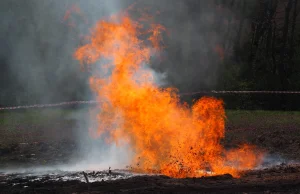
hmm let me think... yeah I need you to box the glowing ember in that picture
[74,12,263,178]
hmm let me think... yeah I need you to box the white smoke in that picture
[0,0,253,172]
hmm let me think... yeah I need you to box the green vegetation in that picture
[0,108,89,146]
[1,108,300,129]
[1,0,300,110]
[0,108,299,160]
[226,110,300,128]
[0,109,74,126]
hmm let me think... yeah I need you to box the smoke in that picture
[0,0,136,105]
[0,0,247,171]
[0,0,247,105]
[0,1,83,105]
[134,0,239,92]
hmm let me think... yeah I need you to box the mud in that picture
[0,112,300,193]
[0,164,300,193]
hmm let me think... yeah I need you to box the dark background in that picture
[0,0,300,110]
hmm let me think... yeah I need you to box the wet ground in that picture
[0,109,300,193]
[1,164,300,193]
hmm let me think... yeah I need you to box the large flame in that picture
[74,12,262,178]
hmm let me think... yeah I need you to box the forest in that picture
[0,0,300,110]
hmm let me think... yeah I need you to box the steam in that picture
[0,0,253,172]
[0,0,247,105]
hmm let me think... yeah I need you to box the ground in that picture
[0,108,300,193]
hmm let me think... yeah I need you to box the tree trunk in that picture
[235,0,246,51]
[278,0,293,91]
[272,22,277,74]
[289,0,298,60]
[279,0,293,110]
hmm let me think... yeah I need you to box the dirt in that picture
[1,164,300,193]
[0,111,300,193]
[225,123,300,162]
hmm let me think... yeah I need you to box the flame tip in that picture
[74,9,262,178]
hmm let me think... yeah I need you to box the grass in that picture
[0,108,299,161]
[0,108,86,144]
[1,108,300,129]
[0,108,90,146]
[225,110,300,128]
[0,108,82,126]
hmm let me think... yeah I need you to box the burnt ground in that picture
[0,108,300,193]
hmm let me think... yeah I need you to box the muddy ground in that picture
[0,109,300,193]
[1,164,300,194]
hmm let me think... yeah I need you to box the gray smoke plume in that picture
[0,0,249,171]
[0,0,248,105]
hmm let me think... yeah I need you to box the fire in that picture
[63,4,88,28]
[214,45,225,61]
[74,12,263,178]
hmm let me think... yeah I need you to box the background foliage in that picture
[0,0,300,110]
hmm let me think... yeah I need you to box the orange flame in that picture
[63,4,88,27]
[214,44,225,61]
[74,12,263,178]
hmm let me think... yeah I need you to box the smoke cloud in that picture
[0,0,244,170]
[0,0,243,105]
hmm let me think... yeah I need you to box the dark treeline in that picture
[181,0,300,110]
[215,0,300,110]
[0,0,300,110]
